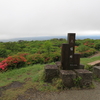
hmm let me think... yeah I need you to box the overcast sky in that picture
[0,0,100,39]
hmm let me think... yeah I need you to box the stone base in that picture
[44,65,59,82]
[60,70,76,88]
[55,62,84,70]
[79,64,84,69]
[55,61,61,69]
[93,66,100,78]
[74,69,93,87]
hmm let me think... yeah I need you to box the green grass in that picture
[80,56,100,70]
[80,56,100,65]
[0,64,45,86]
[0,62,56,87]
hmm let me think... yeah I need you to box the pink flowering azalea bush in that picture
[0,61,8,71]
[0,55,27,71]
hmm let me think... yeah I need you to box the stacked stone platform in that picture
[44,33,93,88]
[44,63,92,87]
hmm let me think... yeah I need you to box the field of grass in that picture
[0,56,100,99]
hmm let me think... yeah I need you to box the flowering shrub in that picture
[0,55,27,71]
[44,55,52,63]
[0,61,8,70]
[0,51,61,71]
[84,42,95,48]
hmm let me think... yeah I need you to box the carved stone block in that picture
[93,66,100,78]
[74,69,93,87]
[44,65,59,82]
[60,70,76,88]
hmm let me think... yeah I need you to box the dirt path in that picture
[16,81,100,100]
[0,81,100,100]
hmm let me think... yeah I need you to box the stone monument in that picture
[44,33,93,88]
[61,33,80,70]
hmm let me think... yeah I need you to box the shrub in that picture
[17,52,29,57]
[80,48,96,57]
[75,40,82,46]
[94,42,100,50]
[6,55,27,69]
[0,57,5,62]
[0,61,8,71]
[43,41,53,56]
[0,55,27,71]
[76,45,96,57]
[76,45,90,52]
[43,53,52,63]
[0,48,8,57]
[30,48,38,54]
[50,52,61,62]
[26,53,44,64]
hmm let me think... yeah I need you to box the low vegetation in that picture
[0,38,100,71]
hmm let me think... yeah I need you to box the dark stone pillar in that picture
[61,43,69,70]
[67,33,75,65]
[74,53,80,69]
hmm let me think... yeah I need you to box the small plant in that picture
[73,76,82,87]
[85,64,93,71]
[52,78,64,90]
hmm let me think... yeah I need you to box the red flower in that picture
[0,62,8,70]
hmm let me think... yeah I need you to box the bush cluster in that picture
[79,48,96,57]
[0,54,27,71]
[0,52,61,71]
[76,44,96,57]
[0,38,100,71]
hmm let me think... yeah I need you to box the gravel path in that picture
[17,81,100,100]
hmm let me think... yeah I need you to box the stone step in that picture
[60,70,76,88]
[44,64,59,82]
[74,69,93,87]
[93,66,100,78]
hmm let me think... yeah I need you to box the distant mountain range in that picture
[0,35,100,42]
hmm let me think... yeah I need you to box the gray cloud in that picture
[0,0,100,39]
